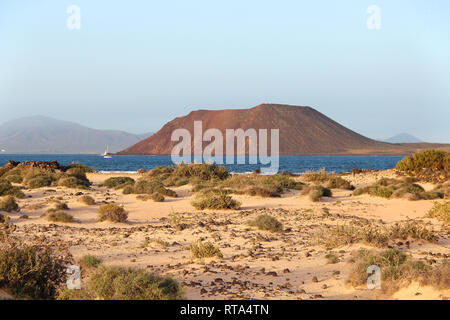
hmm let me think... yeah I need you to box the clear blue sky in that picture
[1,0,449,142]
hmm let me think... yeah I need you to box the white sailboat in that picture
[102,145,112,159]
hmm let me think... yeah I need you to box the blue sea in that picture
[0,154,405,174]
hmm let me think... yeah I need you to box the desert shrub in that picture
[220,173,302,196]
[98,204,128,223]
[248,214,283,232]
[301,185,332,202]
[0,196,19,212]
[396,149,450,174]
[316,221,436,249]
[136,194,152,201]
[79,195,96,205]
[0,179,24,198]
[172,163,229,181]
[151,192,165,202]
[0,242,67,299]
[122,185,134,194]
[388,221,437,242]
[63,162,95,173]
[353,178,443,200]
[245,187,281,198]
[302,169,354,190]
[126,179,176,197]
[50,200,69,210]
[189,240,223,259]
[221,174,255,189]
[47,210,74,223]
[316,224,388,249]
[59,266,183,300]
[5,175,23,184]
[50,167,92,189]
[101,177,135,189]
[26,175,54,188]
[191,190,241,210]
[347,248,450,294]
[147,163,229,187]
[302,168,331,183]
[261,174,304,193]
[80,254,102,268]
[326,177,354,190]
[325,253,339,264]
[426,201,450,224]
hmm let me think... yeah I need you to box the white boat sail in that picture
[103,145,112,158]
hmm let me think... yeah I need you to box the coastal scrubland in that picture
[0,149,449,300]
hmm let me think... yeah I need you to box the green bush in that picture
[0,179,24,198]
[147,163,229,187]
[79,195,96,205]
[59,266,183,300]
[302,185,332,202]
[353,178,443,200]
[0,242,67,299]
[151,192,165,202]
[47,210,74,223]
[245,187,281,198]
[98,204,128,223]
[51,200,69,210]
[248,214,283,232]
[26,175,54,188]
[0,196,19,212]
[191,190,241,210]
[80,254,102,268]
[302,169,354,190]
[5,175,23,184]
[126,179,176,197]
[189,240,223,259]
[396,149,450,173]
[62,162,95,173]
[347,248,450,294]
[427,201,450,224]
[101,177,135,189]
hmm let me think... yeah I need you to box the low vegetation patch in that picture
[47,210,74,223]
[189,240,223,259]
[301,185,332,202]
[395,149,450,182]
[353,177,443,200]
[302,169,354,190]
[0,161,93,190]
[325,253,339,264]
[248,214,283,232]
[122,178,176,197]
[98,204,128,223]
[0,242,67,299]
[0,179,25,198]
[316,220,436,249]
[0,196,19,212]
[101,177,135,189]
[426,201,450,224]
[80,254,102,268]
[59,266,183,300]
[79,195,96,205]
[191,189,241,210]
[347,248,450,294]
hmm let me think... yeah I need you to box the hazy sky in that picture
[1,0,449,142]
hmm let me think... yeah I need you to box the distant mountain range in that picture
[0,116,152,154]
[118,104,448,155]
[381,133,423,144]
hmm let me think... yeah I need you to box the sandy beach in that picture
[3,169,449,300]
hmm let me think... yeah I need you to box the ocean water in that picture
[0,154,405,174]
